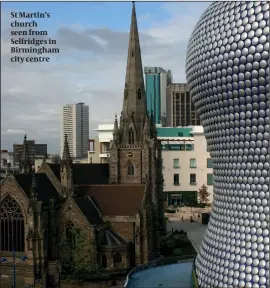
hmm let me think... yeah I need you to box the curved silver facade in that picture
[186,2,269,288]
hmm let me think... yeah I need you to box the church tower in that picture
[109,2,165,243]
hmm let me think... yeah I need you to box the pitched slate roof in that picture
[47,163,109,185]
[97,228,127,247]
[14,173,59,204]
[74,196,103,226]
[74,185,145,216]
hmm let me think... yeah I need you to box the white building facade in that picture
[60,102,89,159]
[89,124,114,164]
[158,126,213,206]
[0,150,19,182]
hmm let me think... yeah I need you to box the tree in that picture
[198,184,210,204]
[58,228,100,279]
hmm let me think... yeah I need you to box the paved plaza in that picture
[166,217,207,252]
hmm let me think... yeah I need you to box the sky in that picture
[1,1,211,154]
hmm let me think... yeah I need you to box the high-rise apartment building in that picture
[60,102,89,159]
[144,67,172,125]
[166,83,200,127]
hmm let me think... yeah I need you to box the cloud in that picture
[1,2,210,153]
[2,129,26,135]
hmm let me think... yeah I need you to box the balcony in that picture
[125,256,196,288]
[190,182,197,185]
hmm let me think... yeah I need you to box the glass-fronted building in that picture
[144,67,172,125]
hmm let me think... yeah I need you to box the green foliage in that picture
[58,228,100,279]
[198,184,210,204]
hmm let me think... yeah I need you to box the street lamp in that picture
[1,250,28,288]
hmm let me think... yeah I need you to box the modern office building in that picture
[158,126,213,206]
[13,138,47,164]
[60,102,89,159]
[92,124,114,163]
[166,83,200,127]
[144,67,172,125]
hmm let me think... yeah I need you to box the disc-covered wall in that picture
[186,2,269,287]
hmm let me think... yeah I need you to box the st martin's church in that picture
[0,3,165,287]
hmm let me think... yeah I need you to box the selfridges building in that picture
[186,1,269,288]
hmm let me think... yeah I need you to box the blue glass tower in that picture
[144,67,171,125]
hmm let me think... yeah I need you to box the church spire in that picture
[30,170,38,202]
[20,134,31,173]
[121,2,147,143]
[113,114,119,142]
[62,134,72,163]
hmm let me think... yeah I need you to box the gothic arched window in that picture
[113,252,122,263]
[102,254,107,268]
[128,128,135,144]
[137,89,141,99]
[0,195,25,252]
[127,162,135,176]
[65,221,75,246]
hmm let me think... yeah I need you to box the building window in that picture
[0,195,25,252]
[173,159,180,168]
[102,255,107,268]
[186,144,194,151]
[113,253,122,264]
[207,173,213,185]
[65,221,76,246]
[190,158,197,168]
[128,128,135,144]
[127,162,135,176]
[207,158,213,168]
[173,174,179,185]
[138,89,141,99]
[190,174,196,185]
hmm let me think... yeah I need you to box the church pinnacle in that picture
[121,2,147,142]
[62,134,72,163]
